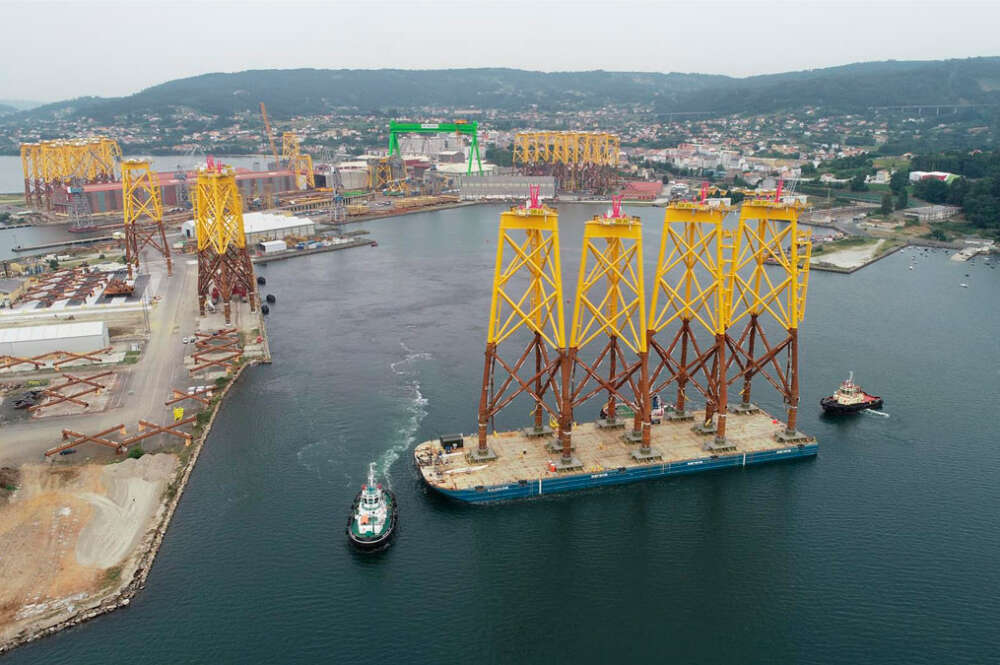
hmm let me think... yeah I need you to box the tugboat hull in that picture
[820,396,883,414]
[346,490,398,551]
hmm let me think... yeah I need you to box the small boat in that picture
[820,372,883,414]
[346,463,397,551]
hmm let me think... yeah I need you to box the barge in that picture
[415,409,815,503]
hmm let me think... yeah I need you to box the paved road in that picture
[0,254,199,465]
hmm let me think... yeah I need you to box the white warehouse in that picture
[181,212,315,245]
[0,321,110,357]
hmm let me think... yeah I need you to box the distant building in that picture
[903,205,961,222]
[0,278,26,307]
[908,171,958,184]
[620,181,663,201]
[458,175,554,200]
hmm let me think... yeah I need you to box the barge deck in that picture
[415,408,816,503]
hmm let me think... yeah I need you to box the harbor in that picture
[2,202,999,665]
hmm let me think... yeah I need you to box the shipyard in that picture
[1,7,1000,660]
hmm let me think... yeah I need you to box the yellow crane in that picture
[259,103,280,166]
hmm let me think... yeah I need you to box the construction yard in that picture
[0,455,177,646]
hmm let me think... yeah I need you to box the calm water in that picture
[6,204,1000,664]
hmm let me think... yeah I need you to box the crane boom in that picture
[260,103,280,166]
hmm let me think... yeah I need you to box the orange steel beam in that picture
[51,347,113,368]
[122,417,197,447]
[30,385,98,412]
[189,351,242,373]
[165,387,214,406]
[46,424,126,456]
[51,371,114,391]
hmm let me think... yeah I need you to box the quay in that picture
[252,238,375,264]
[415,409,816,502]
[12,235,115,252]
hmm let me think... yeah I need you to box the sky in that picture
[1,0,999,102]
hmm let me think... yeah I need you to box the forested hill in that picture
[21,69,730,120]
[15,58,1000,121]
[662,58,1000,114]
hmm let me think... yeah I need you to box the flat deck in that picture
[415,408,815,498]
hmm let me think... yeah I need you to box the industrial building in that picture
[258,240,289,254]
[0,278,26,308]
[458,175,555,200]
[63,168,299,214]
[903,205,961,222]
[182,211,315,244]
[0,321,109,357]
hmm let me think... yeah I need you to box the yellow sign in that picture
[173,407,184,422]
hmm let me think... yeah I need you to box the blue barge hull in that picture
[422,442,818,503]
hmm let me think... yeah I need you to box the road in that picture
[0,253,199,465]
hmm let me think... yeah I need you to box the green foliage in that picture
[127,446,145,459]
[889,169,909,194]
[927,228,949,241]
[913,178,950,203]
[910,149,1000,178]
[850,174,869,192]
[800,163,817,176]
[214,376,230,388]
[485,145,513,167]
[47,258,58,270]
[17,58,1000,122]
[196,410,212,426]
[880,193,894,215]
[896,188,909,210]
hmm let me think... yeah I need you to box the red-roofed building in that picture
[620,181,663,201]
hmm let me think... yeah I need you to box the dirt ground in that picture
[0,454,177,643]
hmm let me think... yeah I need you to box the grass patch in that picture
[103,565,123,586]
[819,236,875,251]
[123,351,140,365]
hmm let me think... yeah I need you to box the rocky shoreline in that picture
[0,359,256,655]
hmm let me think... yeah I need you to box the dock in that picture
[251,238,375,264]
[415,409,816,502]
[12,235,115,252]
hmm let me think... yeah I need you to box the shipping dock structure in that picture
[415,186,816,503]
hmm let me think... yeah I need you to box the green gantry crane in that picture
[388,120,483,175]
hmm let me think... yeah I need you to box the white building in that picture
[258,240,288,254]
[0,321,109,357]
[182,212,316,245]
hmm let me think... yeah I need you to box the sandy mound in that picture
[76,455,178,569]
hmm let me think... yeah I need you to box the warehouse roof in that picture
[243,212,314,234]
[0,278,25,294]
[0,321,107,344]
[181,212,314,238]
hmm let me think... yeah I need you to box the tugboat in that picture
[346,463,397,551]
[820,372,883,414]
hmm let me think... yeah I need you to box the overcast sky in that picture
[1,0,998,102]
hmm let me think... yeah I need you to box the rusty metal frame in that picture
[29,371,114,413]
[165,387,214,407]
[45,417,197,456]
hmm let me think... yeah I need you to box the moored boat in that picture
[820,372,882,414]
[346,464,397,551]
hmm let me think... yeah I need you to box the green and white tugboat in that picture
[347,463,397,551]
